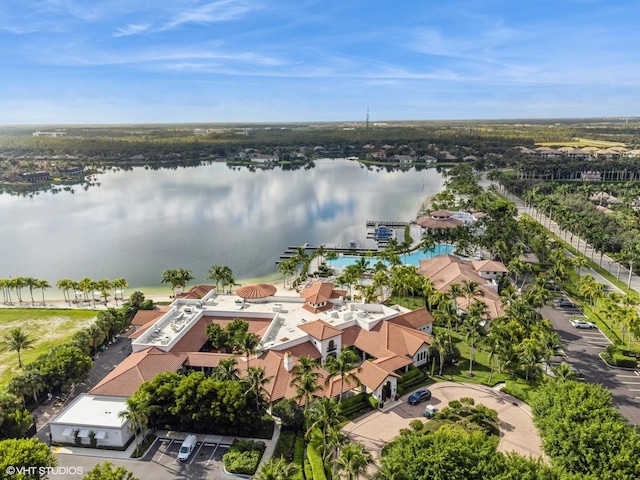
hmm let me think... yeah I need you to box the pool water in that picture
[329,244,455,269]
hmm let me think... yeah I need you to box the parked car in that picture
[408,389,432,405]
[556,297,576,308]
[423,404,438,418]
[177,435,198,462]
[570,319,596,329]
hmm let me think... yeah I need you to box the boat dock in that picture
[365,220,410,228]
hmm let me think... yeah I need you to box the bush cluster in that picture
[222,439,265,475]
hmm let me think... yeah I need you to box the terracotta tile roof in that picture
[275,341,322,360]
[184,352,232,368]
[301,282,347,313]
[372,355,414,373]
[298,319,342,340]
[302,282,334,304]
[131,307,169,326]
[356,360,400,391]
[176,285,215,299]
[89,347,187,397]
[127,319,156,339]
[348,321,432,359]
[388,308,434,329]
[471,260,508,273]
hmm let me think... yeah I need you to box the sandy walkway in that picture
[343,382,544,466]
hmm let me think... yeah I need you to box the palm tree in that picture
[290,356,321,411]
[206,265,232,292]
[464,301,488,376]
[161,269,178,295]
[277,259,297,289]
[2,328,35,367]
[118,395,149,448]
[253,457,300,480]
[239,332,259,369]
[335,442,373,480]
[95,279,112,306]
[552,362,578,382]
[305,396,341,432]
[517,337,543,383]
[213,357,239,381]
[35,279,50,306]
[324,349,361,403]
[78,277,94,304]
[13,277,26,304]
[111,278,128,305]
[243,366,272,413]
[572,254,589,275]
[430,334,447,376]
[459,279,484,311]
[24,277,37,306]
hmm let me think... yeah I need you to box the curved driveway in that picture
[342,382,544,465]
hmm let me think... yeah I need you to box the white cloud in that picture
[160,0,259,31]
[113,23,150,37]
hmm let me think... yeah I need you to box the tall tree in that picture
[2,328,34,368]
[290,356,321,412]
[243,366,272,413]
[324,349,361,403]
[118,395,149,448]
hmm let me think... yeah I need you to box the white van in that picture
[177,435,198,462]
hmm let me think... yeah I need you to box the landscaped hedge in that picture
[610,353,637,368]
[272,430,296,460]
[337,392,373,418]
[605,345,638,368]
[398,367,428,392]
[292,434,305,480]
[307,442,327,480]
[222,439,265,475]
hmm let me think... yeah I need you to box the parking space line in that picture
[206,444,219,467]
[157,438,173,462]
[188,442,205,466]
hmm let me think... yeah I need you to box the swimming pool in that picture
[329,244,455,269]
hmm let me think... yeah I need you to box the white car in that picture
[570,319,596,329]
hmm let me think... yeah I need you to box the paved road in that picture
[544,303,640,425]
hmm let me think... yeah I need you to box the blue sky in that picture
[1,0,639,124]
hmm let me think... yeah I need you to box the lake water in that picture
[0,159,445,289]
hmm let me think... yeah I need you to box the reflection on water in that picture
[0,159,444,288]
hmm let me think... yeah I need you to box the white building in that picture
[49,394,133,448]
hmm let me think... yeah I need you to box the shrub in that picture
[292,435,305,480]
[502,381,528,402]
[409,419,424,431]
[222,439,265,475]
[368,396,379,410]
[338,392,373,418]
[611,353,637,368]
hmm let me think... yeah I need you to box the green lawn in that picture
[0,308,97,387]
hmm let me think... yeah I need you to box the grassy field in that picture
[536,138,627,147]
[0,308,97,387]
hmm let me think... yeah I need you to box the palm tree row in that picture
[0,276,129,307]
[0,277,50,306]
[56,277,128,307]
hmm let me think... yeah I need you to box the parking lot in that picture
[56,435,235,480]
[543,301,640,425]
